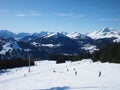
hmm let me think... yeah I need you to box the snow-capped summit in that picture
[61,32,69,35]
[44,32,67,38]
[87,28,120,39]
[67,32,88,39]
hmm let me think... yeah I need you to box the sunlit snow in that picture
[0,59,120,90]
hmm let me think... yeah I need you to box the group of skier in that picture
[52,65,102,77]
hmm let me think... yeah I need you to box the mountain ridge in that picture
[0,27,120,60]
[0,27,120,40]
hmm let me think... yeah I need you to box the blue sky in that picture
[0,0,120,33]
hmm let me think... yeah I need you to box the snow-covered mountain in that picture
[67,32,88,39]
[0,36,48,60]
[87,28,120,39]
[0,28,120,60]
[0,37,22,59]
[0,30,51,39]
[44,32,67,39]
[29,32,80,55]
[32,31,52,37]
[1,28,120,40]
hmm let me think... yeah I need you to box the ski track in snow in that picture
[0,59,120,90]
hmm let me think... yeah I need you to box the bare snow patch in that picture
[82,44,99,53]
[24,48,31,52]
[0,43,12,55]
[0,41,22,55]
[113,38,120,43]
[42,44,61,48]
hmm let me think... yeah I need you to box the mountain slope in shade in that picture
[15,32,30,39]
[87,28,120,39]
[19,31,51,42]
[0,36,48,60]
[0,37,23,59]
[30,32,80,55]
[0,30,15,37]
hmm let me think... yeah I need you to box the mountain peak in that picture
[98,27,117,33]
[67,32,88,39]
[44,32,66,38]
[87,28,120,39]
[0,30,15,37]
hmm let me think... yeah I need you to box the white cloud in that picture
[16,14,27,17]
[29,13,43,16]
[55,13,84,19]
[55,13,75,16]
[0,10,44,17]
[15,12,44,17]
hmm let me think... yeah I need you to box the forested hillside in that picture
[92,43,120,63]
[49,43,120,64]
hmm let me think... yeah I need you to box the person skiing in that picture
[67,68,69,71]
[52,68,56,73]
[24,74,26,77]
[99,71,101,77]
[73,68,77,75]
[74,68,76,71]
[75,71,77,75]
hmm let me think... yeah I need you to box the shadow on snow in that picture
[47,86,70,90]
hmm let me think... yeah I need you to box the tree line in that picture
[91,43,120,63]
[48,43,120,64]
[0,58,34,70]
[48,53,91,63]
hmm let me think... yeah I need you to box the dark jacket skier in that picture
[99,71,101,77]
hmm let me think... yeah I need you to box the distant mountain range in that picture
[0,28,120,60]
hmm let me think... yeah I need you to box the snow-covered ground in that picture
[0,59,120,90]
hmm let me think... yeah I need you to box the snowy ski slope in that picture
[0,59,120,90]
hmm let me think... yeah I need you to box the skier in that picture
[99,71,101,77]
[75,71,77,75]
[53,70,56,73]
[67,68,69,71]
[73,68,77,75]
[52,68,56,73]
[74,68,76,71]
[24,74,26,77]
